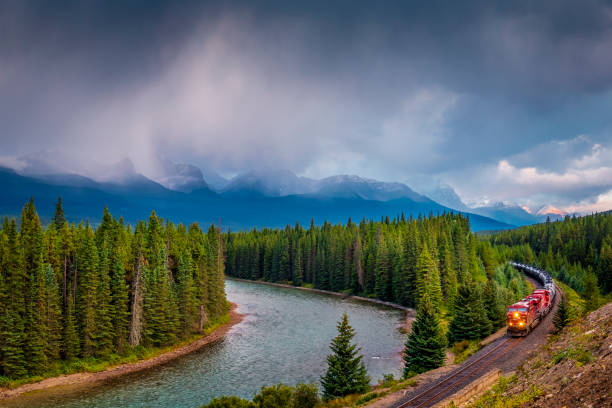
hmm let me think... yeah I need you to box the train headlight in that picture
[519,322,524,326]
[514,312,519,318]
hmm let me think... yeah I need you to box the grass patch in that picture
[556,281,584,319]
[548,346,594,368]
[354,392,381,405]
[465,375,542,408]
[451,340,481,364]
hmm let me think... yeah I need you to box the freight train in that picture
[506,262,557,337]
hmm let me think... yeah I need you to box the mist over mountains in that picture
[0,151,568,230]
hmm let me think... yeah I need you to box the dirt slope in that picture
[465,301,612,408]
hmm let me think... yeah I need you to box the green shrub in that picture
[291,383,320,408]
[253,384,293,408]
[355,392,379,405]
[201,396,255,408]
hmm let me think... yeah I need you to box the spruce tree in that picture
[43,264,62,361]
[320,313,370,400]
[52,197,67,231]
[582,268,600,312]
[374,241,391,301]
[62,292,80,359]
[1,309,27,378]
[77,225,100,356]
[415,245,443,311]
[110,249,130,352]
[403,297,446,376]
[553,295,570,332]
[597,242,612,293]
[95,240,114,355]
[25,255,48,375]
[292,247,303,286]
[447,284,492,343]
[483,280,505,329]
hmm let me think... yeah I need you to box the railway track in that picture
[392,337,523,408]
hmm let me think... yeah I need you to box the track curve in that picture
[386,263,560,408]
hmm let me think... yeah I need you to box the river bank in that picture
[0,303,244,401]
[226,277,416,330]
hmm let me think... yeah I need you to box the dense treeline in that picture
[0,198,227,380]
[225,213,528,333]
[489,212,612,299]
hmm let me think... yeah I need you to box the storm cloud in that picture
[1,0,612,212]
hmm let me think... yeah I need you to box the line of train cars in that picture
[506,262,557,337]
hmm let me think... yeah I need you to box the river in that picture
[2,279,407,408]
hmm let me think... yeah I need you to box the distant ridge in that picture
[0,167,512,231]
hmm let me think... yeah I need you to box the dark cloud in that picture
[1,0,612,211]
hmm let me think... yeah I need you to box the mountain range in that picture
[0,153,563,231]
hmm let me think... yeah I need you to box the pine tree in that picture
[62,292,80,359]
[597,242,612,293]
[583,268,600,312]
[483,280,505,329]
[77,225,100,356]
[1,309,27,378]
[553,295,570,332]
[320,313,370,400]
[95,240,114,355]
[374,241,391,301]
[403,297,446,376]
[447,284,492,343]
[415,245,443,311]
[292,247,303,286]
[43,264,62,361]
[401,226,419,307]
[25,255,48,375]
[52,197,67,231]
[110,249,130,352]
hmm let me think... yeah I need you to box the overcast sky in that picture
[1,0,612,213]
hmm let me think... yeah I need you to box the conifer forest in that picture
[225,213,530,313]
[0,198,227,380]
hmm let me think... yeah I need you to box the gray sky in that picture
[1,0,612,213]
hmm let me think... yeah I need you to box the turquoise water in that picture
[2,280,406,408]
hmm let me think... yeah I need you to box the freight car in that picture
[506,262,557,337]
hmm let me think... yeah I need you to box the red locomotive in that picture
[507,263,557,337]
[506,287,553,336]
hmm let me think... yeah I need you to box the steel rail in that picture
[394,337,522,408]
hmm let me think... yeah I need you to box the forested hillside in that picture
[0,198,227,381]
[224,213,529,339]
[489,212,611,309]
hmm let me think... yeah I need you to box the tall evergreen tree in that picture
[553,295,570,332]
[110,249,130,352]
[582,268,600,312]
[52,197,67,231]
[415,245,443,311]
[1,309,27,378]
[447,283,492,343]
[77,225,100,356]
[62,292,80,359]
[320,314,370,400]
[403,297,446,376]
